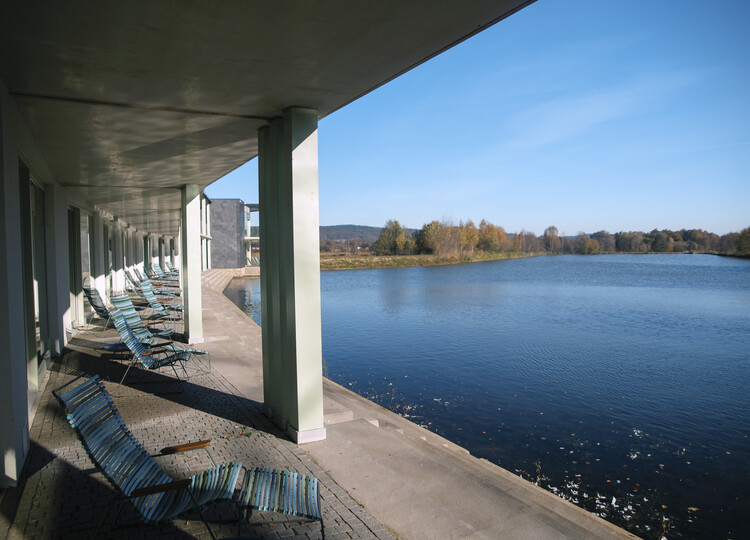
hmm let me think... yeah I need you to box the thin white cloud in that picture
[507,70,701,150]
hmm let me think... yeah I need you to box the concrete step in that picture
[323,394,354,425]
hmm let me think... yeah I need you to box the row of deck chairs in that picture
[82,283,208,395]
[54,376,324,539]
[125,272,183,322]
[71,273,325,537]
[248,256,261,266]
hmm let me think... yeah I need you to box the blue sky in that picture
[205,0,749,236]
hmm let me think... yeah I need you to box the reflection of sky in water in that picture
[225,255,750,539]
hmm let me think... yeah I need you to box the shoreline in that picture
[320,251,540,271]
[318,251,748,271]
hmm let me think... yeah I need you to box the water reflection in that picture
[225,255,750,539]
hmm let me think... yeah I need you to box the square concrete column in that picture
[259,107,325,444]
[181,184,203,344]
[43,183,71,352]
[0,83,31,487]
[112,223,124,293]
[177,225,183,288]
[158,236,165,270]
[91,211,106,298]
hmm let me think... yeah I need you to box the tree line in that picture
[369,219,750,257]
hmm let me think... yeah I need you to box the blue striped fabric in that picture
[108,306,208,358]
[140,282,182,314]
[55,376,242,523]
[149,264,179,283]
[109,294,173,338]
[107,307,188,370]
[242,467,322,521]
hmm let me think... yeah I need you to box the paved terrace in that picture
[0,269,638,539]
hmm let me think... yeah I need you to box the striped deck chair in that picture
[108,307,210,374]
[130,274,181,299]
[241,467,324,538]
[110,294,174,339]
[109,311,190,395]
[162,262,178,277]
[140,282,183,326]
[149,264,179,283]
[53,376,242,539]
[145,276,181,297]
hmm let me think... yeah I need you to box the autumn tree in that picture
[719,233,738,253]
[373,219,406,255]
[457,220,479,255]
[478,220,510,253]
[415,221,442,254]
[615,231,647,253]
[543,226,561,253]
[737,227,750,254]
[591,230,615,253]
[649,230,674,253]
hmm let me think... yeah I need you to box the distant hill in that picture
[320,225,382,244]
[320,224,420,244]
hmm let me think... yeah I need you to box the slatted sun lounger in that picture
[53,375,242,539]
[240,467,324,538]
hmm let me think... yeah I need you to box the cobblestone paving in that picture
[2,328,394,540]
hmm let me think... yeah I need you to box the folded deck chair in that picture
[82,283,112,330]
[108,312,190,395]
[110,294,174,339]
[108,306,210,374]
[149,264,179,282]
[140,282,183,326]
[145,276,181,297]
[53,375,242,539]
[129,273,181,299]
[161,262,178,277]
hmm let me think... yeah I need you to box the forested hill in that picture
[320,225,382,243]
[320,224,419,244]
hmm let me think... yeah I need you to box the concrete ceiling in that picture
[1,1,534,237]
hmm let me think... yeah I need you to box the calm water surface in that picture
[224,254,750,539]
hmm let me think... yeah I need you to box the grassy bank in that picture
[320,251,539,270]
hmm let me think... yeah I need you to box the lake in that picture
[223,254,750,539]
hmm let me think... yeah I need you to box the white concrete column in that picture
[127,228,135,273]
[112,223,124,293]
[177,225,183,288]
[44,184,71,352]
[158,236,165,270]
[91,211,106,298]
[205,200,211,269]
[0,83,31,487]
[151,235,159,268]
[259,107,325,444]
[136,232,145,272]
[181,184,203,343]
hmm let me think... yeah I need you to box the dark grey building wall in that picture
[210,199,245,268]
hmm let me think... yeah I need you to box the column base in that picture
[288,426,326,444]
